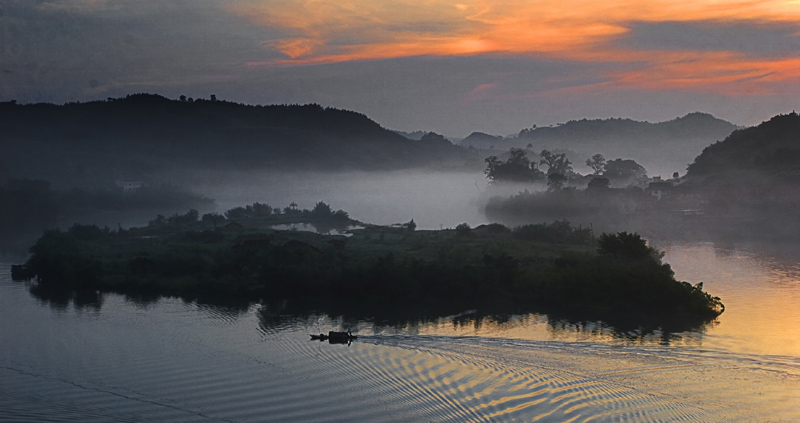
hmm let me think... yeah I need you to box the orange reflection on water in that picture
[362,242,800,357]
[661,242,800,357]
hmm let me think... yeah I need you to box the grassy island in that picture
[15,203,724,324]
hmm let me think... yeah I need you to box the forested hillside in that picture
[0,94,473,185]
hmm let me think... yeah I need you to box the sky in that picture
[2,0,800,137]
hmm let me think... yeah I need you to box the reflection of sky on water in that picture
[257,302,710,350]
[660,241,800,357]
[3,261,799,422]
[251,240,800,357]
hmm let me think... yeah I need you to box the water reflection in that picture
[17,275,715,346]
[659,239,800,356]
[256,299,712,347]
[28,283,104,312]
[15,235,800,354]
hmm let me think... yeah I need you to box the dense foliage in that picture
[19,212,724,323]
[484,148,544,183]
[688,112,800,177]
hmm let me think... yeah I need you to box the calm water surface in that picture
[1,241,799,422]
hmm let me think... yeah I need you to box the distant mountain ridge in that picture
[458,112,739,177]
[0,94,473,186]
[516,112,738,144]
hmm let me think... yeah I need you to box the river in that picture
[1,238,798,422]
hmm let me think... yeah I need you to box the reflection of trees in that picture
[542,306,712,346]
[256,299,713,345]
[27,281,253,315]
[28,284,104,312]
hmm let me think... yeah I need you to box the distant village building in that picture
[632,176,652,189]
[115,179,143,191]
[647,181,673,201]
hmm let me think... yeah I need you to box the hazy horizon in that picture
[4,1,800,136]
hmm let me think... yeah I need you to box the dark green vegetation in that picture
[688,112,800,180]
[484,148,545,183]
[484,149,647,188]
[0,94,476,186]
[18,205,724,324]
[486,111,800,239]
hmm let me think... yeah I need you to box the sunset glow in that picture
[5,0,800,133]
[232,0,800,94]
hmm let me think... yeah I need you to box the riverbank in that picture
[14,209,724,325]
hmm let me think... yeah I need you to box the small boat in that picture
[310,330,357,342]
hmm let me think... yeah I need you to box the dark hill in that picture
[0,94,472,185]
[518,112,737,144]
[680,112,800,229]
[460,131,505,148]
[687,112,800,179]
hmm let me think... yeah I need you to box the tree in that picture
[167,209,198,226]
[484,148,542,183]
[284,202,300,215]
[597,232,662,263]
[547,173,567,191]
[225,206,248,219]
[311,201,333,218]
[201,212,225,228]
[587,177,610,190]
[251,202,273,216]
[586,154,606,175]
[539,150,573,175]
[148,214,166,227]
[603,159,647,181]
[455,222,473,237]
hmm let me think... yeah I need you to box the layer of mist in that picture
[169,169,492,230]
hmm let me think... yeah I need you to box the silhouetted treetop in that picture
[484,148,544,183]
[0,94,471,171]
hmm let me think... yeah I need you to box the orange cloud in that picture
[229,0,800,95]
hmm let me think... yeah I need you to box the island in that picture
[13,202,724,325]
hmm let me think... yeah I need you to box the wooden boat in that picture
[310,331,357,342]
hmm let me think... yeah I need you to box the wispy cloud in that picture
[229,0,800,95]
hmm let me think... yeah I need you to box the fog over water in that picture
[179,169,496,229]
